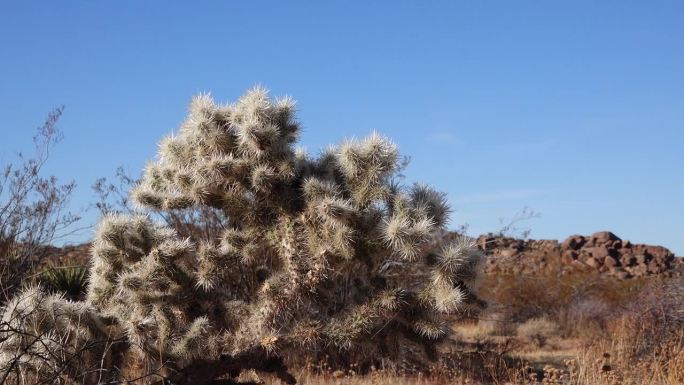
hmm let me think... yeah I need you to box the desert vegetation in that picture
[285,273,683,385]
[0,88,681,385]
[0,107,80,302]
[0,88,486,384]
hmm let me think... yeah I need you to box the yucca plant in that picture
[40,265,89,300]
[0,87,484,384]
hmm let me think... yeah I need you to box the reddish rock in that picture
[562,235,586,250]
[509,239,525,251]
[586,257,601,268]
[440,231,679,279]
[561,250,578,264]
[590,231,621,245]
[614,271,631,279]
[635,254,647,265]
[608,267,629,278]
[477,236,495,251]
[621,255,637,267]
[645,246,673,263]
[499,248,518,258]
[540,240,560,251]
[629,265,648,277]
[604,256,618,268]
[577,250,591,261]
[585,246,610,260]
[647,261,663,274]
[570,259,591,271]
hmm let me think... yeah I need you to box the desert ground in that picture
[45,231,684,385]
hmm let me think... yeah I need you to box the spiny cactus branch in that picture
[0,87,484,383]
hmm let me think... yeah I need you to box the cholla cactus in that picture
[0,87,484,384]
[0,286,118,383]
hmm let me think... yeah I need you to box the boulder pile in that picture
[49,231,682,280]
[477,231,683,279]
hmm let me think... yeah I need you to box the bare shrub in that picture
[571,278,684,385]
[516,317,558,348]
[0,108,80,302]
[475,305,513,337]
[557,297,611,339]
[480,272,647,322]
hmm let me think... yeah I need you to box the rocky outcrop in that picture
[50,231,683,279]
[476,231,683,279]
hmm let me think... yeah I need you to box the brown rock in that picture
[510,239,524,251]
[590,231,621,245]
[577,250,591,262]
[604,256,618,268]
[621,255,637,267]
[630,264,648,277]
[585,246,610,260]
[540,240,560,251]
[586,257,601,268]
[561,250,578,264]
[562,235,586,250]
[614,271,631,279]
[499,248,518,258]
[477,236,496,251]
[609,267,630,279]
[647,261,663,274]
[465,231,677,279]
[646,246,674,263]
[570,259,591,271]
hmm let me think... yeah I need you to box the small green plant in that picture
[39,265,89,300]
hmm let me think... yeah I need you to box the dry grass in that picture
[478,272,649,322]
[516,317,559,348]
[568,280,684,385]
[258,274,684,385]
[293,370,450,385]
[6,259,681,384]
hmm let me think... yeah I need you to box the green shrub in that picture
[40,265,89,300]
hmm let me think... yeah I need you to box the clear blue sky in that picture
[1,1,683,254]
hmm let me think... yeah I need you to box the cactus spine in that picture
[0,87,483,384]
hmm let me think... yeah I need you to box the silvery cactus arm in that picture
[0,87,484,384]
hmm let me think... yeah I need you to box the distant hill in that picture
[471,231,683,279]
